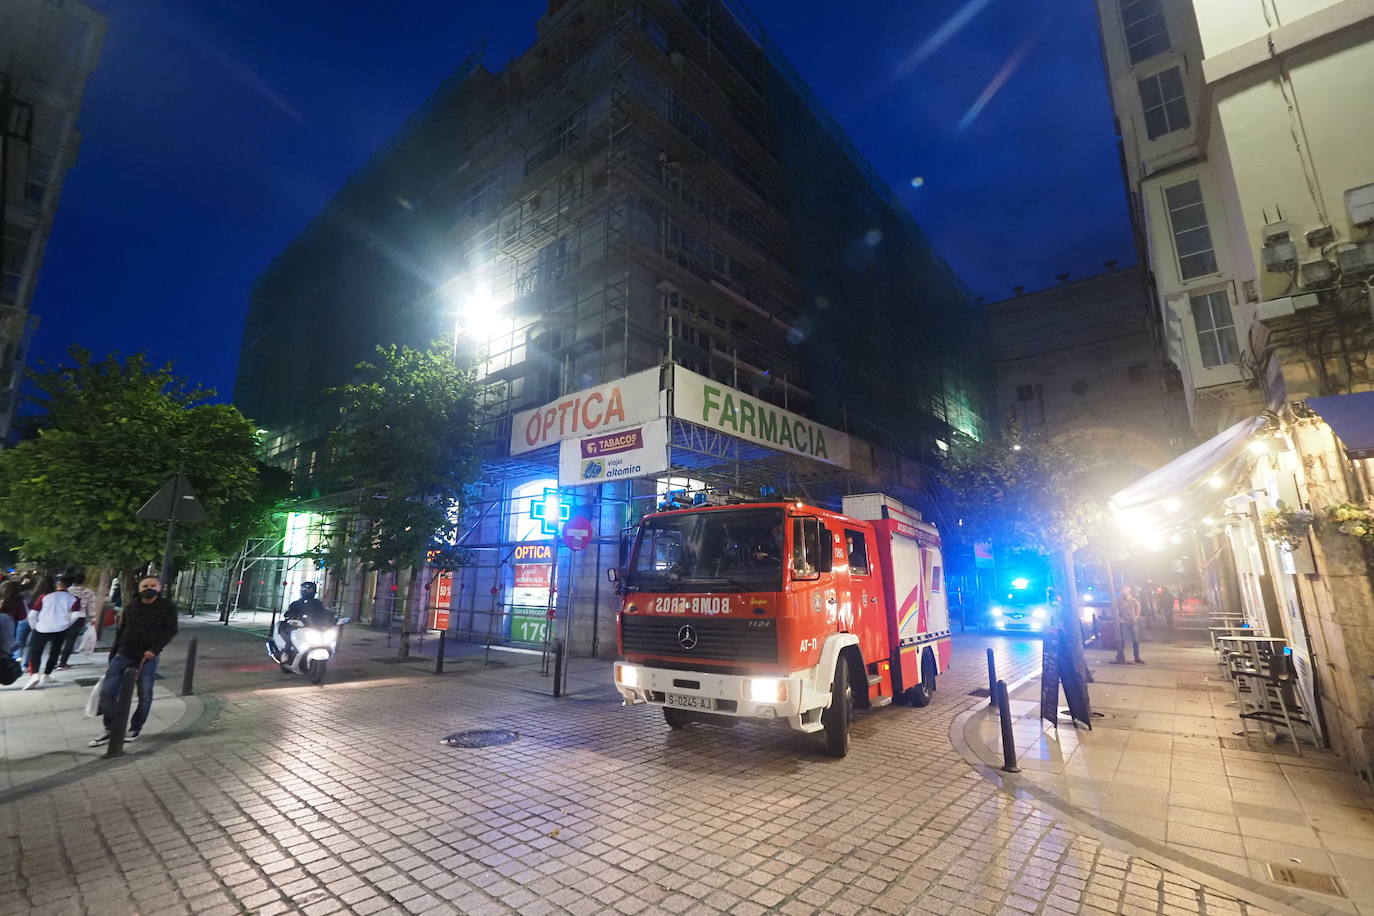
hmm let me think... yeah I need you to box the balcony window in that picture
[1190,290,1240,368]
[1164,180,1218,280]
[1120,0,1170,65]
[1138,66,1189,140]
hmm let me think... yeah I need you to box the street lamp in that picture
[447,285,510,359]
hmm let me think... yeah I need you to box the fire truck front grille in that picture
[621,616,777,663]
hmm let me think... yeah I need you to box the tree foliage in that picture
[328,343,484,570]
[0,348,270,572]
[327,343,484,656]
[940,435,1106,557]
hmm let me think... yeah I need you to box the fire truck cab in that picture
[612,493,950,757]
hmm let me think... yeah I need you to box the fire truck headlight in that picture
[616,664,639,688]
[1031,607,1048,621]
[749,678,786,703]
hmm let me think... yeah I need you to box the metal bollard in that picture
[104,668,138,759]
[180,637,198,696]
[552,639,565,699]
[996,679,1020,774]
[986,648,997,707]
[434,631,446,675]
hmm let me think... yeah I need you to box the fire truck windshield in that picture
[627,508,784,593]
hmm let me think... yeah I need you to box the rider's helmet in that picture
[300,581,318,598]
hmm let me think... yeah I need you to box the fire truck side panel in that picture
[868,515,950,695]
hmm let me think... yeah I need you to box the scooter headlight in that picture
[295,627,335,649]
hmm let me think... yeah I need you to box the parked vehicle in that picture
[611,493,950,757]
[267,616,348,685]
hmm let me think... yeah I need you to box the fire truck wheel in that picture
[663,708,689,730]
[822,660,853,758]
[906,652,937,707]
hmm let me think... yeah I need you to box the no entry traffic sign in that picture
[563,515,593,551]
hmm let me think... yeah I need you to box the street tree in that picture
[327,343,484,658]
[0,347,270,594]
[941,435,1107,618]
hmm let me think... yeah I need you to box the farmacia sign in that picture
[671,366,850,468]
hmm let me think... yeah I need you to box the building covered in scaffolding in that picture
[233,0,990,655]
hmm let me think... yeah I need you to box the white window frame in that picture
[1137,65,1189,140]
[1119,0,1170,65]
[1189,288,1240,369]
[1163,179,1219,283]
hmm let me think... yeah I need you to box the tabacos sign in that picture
[671,366,850,468]
[509,367,660,456]
[558,418,669,487]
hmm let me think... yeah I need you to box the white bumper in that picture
[614,662,817,722]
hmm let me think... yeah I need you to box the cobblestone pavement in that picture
[0,621,1305,915]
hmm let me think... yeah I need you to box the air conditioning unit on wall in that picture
[1262,222,1297,272]
[1335,239,1374,274]
[1346,184,1374,227]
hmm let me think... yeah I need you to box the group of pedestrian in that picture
[1,572,104,684]
[1,569,179,746]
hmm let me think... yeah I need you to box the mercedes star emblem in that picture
[677,624,698,650]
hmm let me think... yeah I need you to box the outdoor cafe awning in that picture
[1110,416,1267,516]
[1307,391,1374,459]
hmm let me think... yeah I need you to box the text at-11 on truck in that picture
[610,493,952,757]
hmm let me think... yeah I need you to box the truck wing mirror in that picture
[607,568,618,582]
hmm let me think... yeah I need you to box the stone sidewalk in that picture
[0,648,194,793]
[959,638,1374,914]
[1,619,1306,915]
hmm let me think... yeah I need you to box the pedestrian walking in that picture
[90,575,178,746]
[1,579,26,662]
[1112,586,1144,665]
[58,572,101,668]
[1156,585,1175,629]
[23,575,84,688]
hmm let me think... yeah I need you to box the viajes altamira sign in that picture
[671,366,851,468]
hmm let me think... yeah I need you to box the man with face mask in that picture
[90,575,179,746]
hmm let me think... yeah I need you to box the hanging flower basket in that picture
[1327,500,1374,545]
[1262,501,1315,550]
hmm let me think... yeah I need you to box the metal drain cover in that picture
[441,729,519,748]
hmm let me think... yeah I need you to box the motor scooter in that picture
[267,616,348,684]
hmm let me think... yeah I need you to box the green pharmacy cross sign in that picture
[529,488,570,536]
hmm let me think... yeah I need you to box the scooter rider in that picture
[280,582,332,658]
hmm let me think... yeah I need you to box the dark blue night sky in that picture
[33,0,1132,403]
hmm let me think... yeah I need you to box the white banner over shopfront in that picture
[671,366,851,468]
[559,418,670,486]
[509,367,661,456]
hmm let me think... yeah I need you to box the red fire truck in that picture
[612,493,951,757]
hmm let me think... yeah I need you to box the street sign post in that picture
[136,472,207,587]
